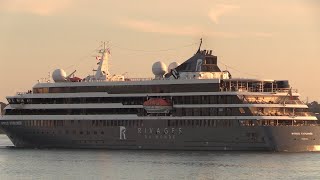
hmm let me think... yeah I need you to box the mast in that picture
[94,42,110,80]
[197,38,202,53]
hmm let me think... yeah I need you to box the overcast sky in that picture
[0,0,319,102]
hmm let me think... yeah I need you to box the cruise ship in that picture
[1,40,319,152]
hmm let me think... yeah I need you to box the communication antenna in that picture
[197,38,203,53]
[66,70,77,79]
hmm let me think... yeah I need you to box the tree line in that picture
[308,101,320,114]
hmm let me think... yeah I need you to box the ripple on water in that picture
[0,135,320,179]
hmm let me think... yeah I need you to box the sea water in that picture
[0,135,319,180]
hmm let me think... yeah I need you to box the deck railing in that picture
[125,78,153,81]
[252,112,314,117]
[16,92,32,95]
[220,87,297,93]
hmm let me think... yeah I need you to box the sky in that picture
[0,0,319,102]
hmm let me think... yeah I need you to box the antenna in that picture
[66,70,77,79]
[197,38,203,53]
[100,41,109,52]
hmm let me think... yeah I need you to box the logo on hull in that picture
[196,59,203,71]
[120,126,127,140]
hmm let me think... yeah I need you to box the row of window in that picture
[23,119,235,128]
[167,119,233,127]
[257,120,317,126]
[24,119,235,128]
[173,107,247,116]
[10,108,312,117]
[240,120,318,126]
[8,95,240,105]
[19,119,318,129]
[33,83,220,94]
[6,107,312,118]
[24,120,144,128]
[24,129,106,136]
[8,97,144,105]
[6,107,248,116]
[25,120,64,127]
[6,108,141,115]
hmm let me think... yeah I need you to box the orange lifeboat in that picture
[143,98,172,114]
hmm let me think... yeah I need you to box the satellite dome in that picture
[168,62,180,72]
[152,61,167,77]
[52,69,67,82]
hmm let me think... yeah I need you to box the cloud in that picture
[0,0,73,16]
[208,4,239,24]
[120,19,200,36]
[119,19,237,38]
[119,18,272,39]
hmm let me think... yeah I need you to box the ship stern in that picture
[265,126,320,152]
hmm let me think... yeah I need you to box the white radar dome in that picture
[52,69,67,82]
[168,62,180,72]
[152,61,167,77]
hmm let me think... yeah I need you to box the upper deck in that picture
[7,40,296,97]
[23,78,295,95]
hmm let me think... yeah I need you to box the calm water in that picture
[0,135,320,180]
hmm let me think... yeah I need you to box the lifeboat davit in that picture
[143,98,172,114]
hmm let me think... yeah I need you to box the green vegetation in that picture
[307,101,320,120]
[308,101,320,113]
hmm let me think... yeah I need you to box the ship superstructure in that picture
[0,40,319,152]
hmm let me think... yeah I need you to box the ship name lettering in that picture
[291,132,313,136]
[137,128,182,136]
[301,132,313,136]
[164,128,168,134]
[0,121,22,126]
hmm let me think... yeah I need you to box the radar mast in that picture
[94,41,110,80]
